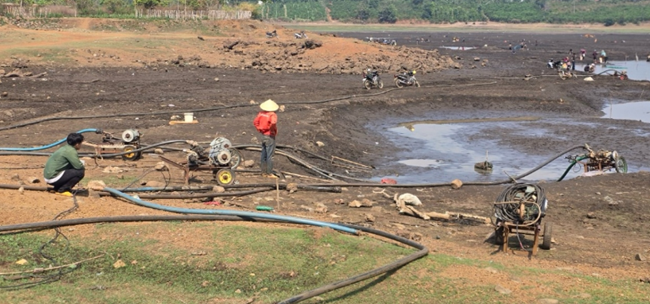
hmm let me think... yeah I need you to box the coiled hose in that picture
[494,183,546,225]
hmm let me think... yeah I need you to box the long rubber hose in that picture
[0,215,427,304]
[0,145,589,198]
[0,89,397,132]
[0,128,100,151]
[0,140,189,157]
[103,187,357,234]
[557,155,587,181]
[279,223,428,304]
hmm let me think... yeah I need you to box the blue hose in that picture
[0,128,100,151]
[103,187,358,234]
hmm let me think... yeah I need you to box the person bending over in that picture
[44,133,86,196]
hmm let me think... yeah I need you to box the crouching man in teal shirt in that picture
[43,133,85,196]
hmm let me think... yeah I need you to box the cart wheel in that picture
[122,145,141,161]
[494,226,505,245]
[615,156,628,173]
[541,222,553,250]
[216,169,235,185]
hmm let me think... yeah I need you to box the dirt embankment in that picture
[0,18,455,75]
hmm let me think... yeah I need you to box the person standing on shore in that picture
[253,99,279,178]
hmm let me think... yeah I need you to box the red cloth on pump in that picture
[253,111,278,136]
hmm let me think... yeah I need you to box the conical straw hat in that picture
[260,99,279,112]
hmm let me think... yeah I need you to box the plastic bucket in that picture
[184,113,194,122]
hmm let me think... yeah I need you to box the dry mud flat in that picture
[1,19,650,298]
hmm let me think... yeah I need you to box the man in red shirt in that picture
[253,99,279,178]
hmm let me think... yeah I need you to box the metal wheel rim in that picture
[217,170,233,185]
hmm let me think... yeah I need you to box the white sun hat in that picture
[260,99,279,112]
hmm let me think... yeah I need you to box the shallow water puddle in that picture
[383,121,586,184]
[575,60,650,81]
[439,46,476,50]
[602,100,650,123]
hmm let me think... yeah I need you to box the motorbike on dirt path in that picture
[362,71,383,89]
[266,30,278,38]
[394,71,420,88]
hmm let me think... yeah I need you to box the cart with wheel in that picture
[493,183,552,255]
[159,137,241,186]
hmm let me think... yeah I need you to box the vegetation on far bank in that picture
[2,0,650,26]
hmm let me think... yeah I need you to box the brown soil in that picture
[1,18,650,300]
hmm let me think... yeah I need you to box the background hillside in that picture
[2,0,650,25]
[261,0,650,25]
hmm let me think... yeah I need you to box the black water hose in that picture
[0,144,589,197]
[0,89,398,132]
[557,155,588,181]
[278,223,428,304]
[0,215,427,304]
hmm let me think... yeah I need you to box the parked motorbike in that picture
[294,31,307,39]
[266,30,277,38]
[362,71,383,89]
[394,71,420,88]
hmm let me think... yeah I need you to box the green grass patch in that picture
[2,224,649,303]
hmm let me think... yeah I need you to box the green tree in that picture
[378,6,396,23]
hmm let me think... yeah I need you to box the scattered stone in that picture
[11,174,21,181]
[102,166,123,174]
[494,285,512,295]
[484,267,498,274]
[640,277,650,283]
[243,160,255,168]
[279,105,285,112]
[1,92,7,97]
[154,162,168,171]
[348,200,362,208]
[88,189,101,199]
[212,186,225,193]
[577,293,591,299]
[635,253,646,261]
[315,141,325,147]
[145,181,166,188]
[586,212,597,219]
[348,199,374,208]
[286,183,298,193]
[153,148,164,155]
[87,180,106,191]
[451,179,463,189]
[538,299,559,304]
[15,259,28,265]
[18,186,24,194]
[300,205,314,212]
[26,177,41,183]
[113,259,126,269]
[214,77,219,82]
[314,202,327,213]
[365,214,376,222]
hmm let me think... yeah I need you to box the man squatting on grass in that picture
[43,133,86,196]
